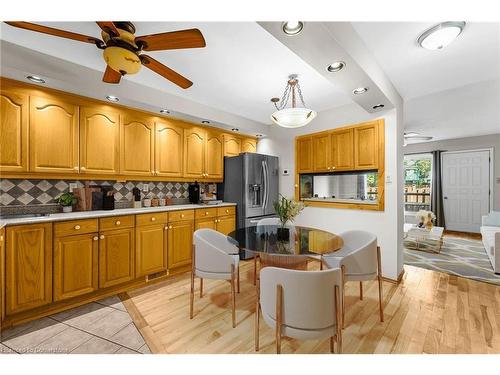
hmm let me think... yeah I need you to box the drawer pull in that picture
[93,236,98,241]
[169,225,173,229]
[225,209,229,213]
[100,235,105,240]
[205,211,209,215]
[74,225,81,230]
[151,217,156,222]
[81,166,86,171]
[181,214,185,218]
[164,226,168,230]
[116,220,121,225]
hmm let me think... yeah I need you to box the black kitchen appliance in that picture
[101,186,115,210]
[188,181,200,204]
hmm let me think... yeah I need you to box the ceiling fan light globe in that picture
[103,46,141,75]
[271,107,317,128]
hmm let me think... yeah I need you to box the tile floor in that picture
[0,295,151,354]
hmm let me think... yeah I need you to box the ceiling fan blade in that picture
[140,55,192,89]
[4,21,103,45]
[102,66,122,84]
[135,28,206,51]
[96,21,119,37]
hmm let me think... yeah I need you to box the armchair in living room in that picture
[480,211,500,274]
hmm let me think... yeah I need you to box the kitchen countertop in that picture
[0,202,237,228]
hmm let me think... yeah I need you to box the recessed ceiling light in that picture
[26,75,45,84]
[231,128,239,132]
[160,109,170,114]
[353,87,368,95]
[327,61,345,72]
[418,21,466,50]
[201,120,210,124]
[256,134,264,138]
[106,95,119,102]
[372,104,385,110]
[282,21,304,36]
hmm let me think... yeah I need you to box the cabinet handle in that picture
[327,167,331,170]
[164,226,168,230]
[295,184,299,188]
[151,217,156,222]
[115,220,121,226]
[74,225,81,230]
[100,235,105,240]
[74,166,79,171]
[225,209,229,213]
[181,214,185,218]
[169,225,173,229]
[93,236,98,241]
[331,166,336,169]
[205,211,209,215]
[81,166,86,171]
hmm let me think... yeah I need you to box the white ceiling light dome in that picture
[418,21,466,50]
[270,74,317,128]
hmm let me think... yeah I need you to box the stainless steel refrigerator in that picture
[221,152,279,229]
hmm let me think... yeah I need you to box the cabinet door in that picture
[296,137,313,173]
[205,130,223,179]
[312,133,330,172]
[223,135,241,157]
[167,220,194,270]
[99,228,135,288]
[184,127,205,179]
[135,224,167,277]
[1,228,5,322]
[53,233,98,301]
[6,223,52,315]
[80,105,120,175]
[216,215,236,236]
[195,217,217,231]
[354,122,379,170]
[120,113,155,176]
[30,95,79,174]
[330,128,354,171]
[155,120,183,178]
[0,89,28,172]
[241,138,257,153]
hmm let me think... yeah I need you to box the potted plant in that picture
[417,210,436,230]
[55,192,78,213]
[273,194,305,240]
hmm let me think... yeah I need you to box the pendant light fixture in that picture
[270,74,317,128]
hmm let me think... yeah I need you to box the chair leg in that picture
[359,281,363,300]
[330,336,335,353]
[377,246,384,322]
[253,255,257,286]
[237,266,240,293]
[255,279,260,351]
[190,270,195,319]
[199,278,203,298]
[276,284,283,354]
[231,264,236,328]
[341,265,346,329]
[335,284,342,354]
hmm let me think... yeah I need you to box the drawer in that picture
[168,209,195,222]
[136,212,168,226]
[217,206,236,217]
[195,208,217,220]
[99,215,135,231]
[54,219,98,237]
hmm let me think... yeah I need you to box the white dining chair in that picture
[190,228,240,328]
[255,267,343,354]
[323,230,383,327]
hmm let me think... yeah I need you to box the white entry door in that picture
[442,150,490,233]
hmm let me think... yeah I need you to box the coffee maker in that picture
[188,181,200,204]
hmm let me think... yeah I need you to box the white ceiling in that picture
[0,21,352,125]
[352,22,500,141]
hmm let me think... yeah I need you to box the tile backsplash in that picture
[0,179,210,206]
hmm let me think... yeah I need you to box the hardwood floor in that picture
[122,261,500,354]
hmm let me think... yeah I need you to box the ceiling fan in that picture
[4,21,206,89]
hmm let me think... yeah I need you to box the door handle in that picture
[444,197,448,199]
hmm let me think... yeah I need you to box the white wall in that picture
[404,134,500,211]
[258,104,404,280]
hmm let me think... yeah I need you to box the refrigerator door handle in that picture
[262,160,268,210]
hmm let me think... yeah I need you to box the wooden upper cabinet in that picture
[330,128,354,171]
[312,133,330,172]
[79,105,120,175]
[184,127,206,179]
[120,112,154,176]
[205,130,223,179]
[5,223,52,315]
[0,89,28,172]
[241,138,257,153]
[155,120,184,178]
[223,134,241,157]
[354,122,379,170]
[29,95,79,174]
[296,137,313,173]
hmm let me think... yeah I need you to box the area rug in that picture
[404,236,500,285]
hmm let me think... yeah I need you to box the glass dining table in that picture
[227,224,344,271]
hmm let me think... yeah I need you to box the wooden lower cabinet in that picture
[99,228,135,288]
[1,228,5,323]
[135,224,168,277]
[53,233,98,302]
[216,215,236,236]
[195,217,217,231]
[167,220,194,270]
[5,223,52,315]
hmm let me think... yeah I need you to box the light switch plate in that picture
[386,175,392,184]
[141,183,149,192]
[282,169,290,176]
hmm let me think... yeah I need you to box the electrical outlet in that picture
[282,169,290,176]
[69,183,78,192]
[142,183,149,193]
